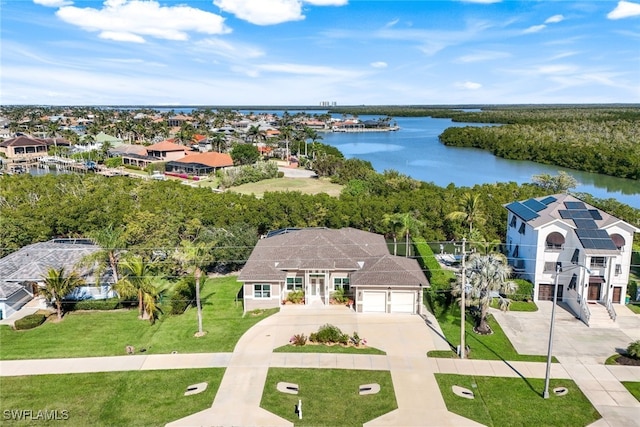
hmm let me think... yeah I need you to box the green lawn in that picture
[435,374,601,427]
[490,299,538,312]
[626,303,640,314]
[0,368,223,426]
[0,276,277,360]
[261,368,396,426]
[622,382,640,402]
[428,308,551,362]
[274,344,385,355]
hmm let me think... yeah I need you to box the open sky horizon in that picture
[2,0,639,106]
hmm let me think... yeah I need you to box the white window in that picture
[615,264,622,276]
[333,277,350,292]
[590,257,606,269]
[254,284,271,298]
[286,277,303,291]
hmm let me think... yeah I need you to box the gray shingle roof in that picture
[0,282,28,300]
[0,239,113,286]
[238,228,429,288]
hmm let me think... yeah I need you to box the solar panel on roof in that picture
[506,202,539,221]
[565,201,586,210]
[540,196,557,205]
[576,229,618,251]
[572,210,593,219]
[559,210,573,219]
[588,210,603,220]
[522,198,547,212]
[573,219,598,229]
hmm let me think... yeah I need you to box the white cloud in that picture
[524,24,546,34]
[257,63,360,78]
[545,14,564,24]
[213,0,347,26]
[33,0,73,7]
[55,0,229,43]
[608,1,640,19]
[455,50,510,63]
[370,61,388,68]
[455,81,482,90]
[193,38,265,60]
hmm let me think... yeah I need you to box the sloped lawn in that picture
[261,368,396,426]
[0,276,277,360]
[436,374,601,427]
[0,368,223,426]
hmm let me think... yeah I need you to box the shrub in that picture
[628,280,638,302]
[74,298,121,310]
[331,288,348,303]
[627,340,640,359]
[507,279,534,302]
[14,314,46,330]
[169,276,195,315]
[312,324,345,344]
[351,331,361,346]
[286,290,304,304]
[104,157,122,168]
[289,333,307,346]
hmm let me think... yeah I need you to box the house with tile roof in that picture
[166,152,233,176]
[0,136,49,159]
[145,140,190,161]
[504,194,638,326]
[0,239,116,320]
[238,228,428,314]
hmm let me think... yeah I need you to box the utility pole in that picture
[460,238,466,359]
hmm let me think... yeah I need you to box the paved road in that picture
[2,303,639,427]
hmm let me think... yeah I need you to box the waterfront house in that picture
[0,239,116,319]
[145,140,190,161]
[505,194,638,326]
[165,152,233,176]
[238,228,428,314]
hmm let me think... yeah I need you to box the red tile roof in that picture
[146,140,188,152]
[174,152,233,168]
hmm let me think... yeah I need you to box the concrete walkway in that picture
[2,303,639,426]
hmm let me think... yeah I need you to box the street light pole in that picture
[460,238,466,359]
[543,263,591,398]
[543,264,561,399]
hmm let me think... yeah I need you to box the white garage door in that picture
[362,291,386,313]
[390,291,415,314]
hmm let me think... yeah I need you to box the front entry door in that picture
[308,275,325,304]
[588,284,601,301]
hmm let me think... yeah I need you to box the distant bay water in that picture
[115,108,640,208]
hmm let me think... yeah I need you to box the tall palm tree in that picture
[173,240,211,336]
[83,225,127,284]
[279,125,294,161]
[394,212,424,257]
[382,213,403,256]
[455,253,515,335]
[446,192,486,235]
[114,255,160,323]
[41,267,86,320]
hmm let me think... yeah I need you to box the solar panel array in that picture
[565,201,586,210]
[575,229,618,250]
[540,196,557,205]
[506,201,539,221]
[522,198,548,212]
[573,219,598,229]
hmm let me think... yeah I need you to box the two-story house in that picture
[505,194,638,326]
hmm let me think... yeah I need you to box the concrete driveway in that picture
[168,305,480,427]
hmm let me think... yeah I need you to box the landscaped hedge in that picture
[413,239,456,317]
[507,279,534,302]
[63,298,122,311]
[14,313,46,330]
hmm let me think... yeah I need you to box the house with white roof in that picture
[504,194,638,326]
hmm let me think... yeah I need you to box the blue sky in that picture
[2,0,639,105]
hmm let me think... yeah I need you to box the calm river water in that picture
[319,115,639,209]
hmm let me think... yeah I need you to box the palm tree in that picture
[394,212,424,257]
[41,267,86,320]
[455,253,515,335]
[173,240,211,336]
[279,125,294,161]
[114,255,161,323]
[446,192,486,235]
[83,225,127,284]
[382,213,403,256]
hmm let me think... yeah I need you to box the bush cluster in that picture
[309,324,349,345]
[14,313,46,330]
[627,340,640,359]
[289,333,307,346]
[169,276,195,315]
[506,279,534,302]
[71,298,121,311]
[286,290,304,304]
[217,162,279,187]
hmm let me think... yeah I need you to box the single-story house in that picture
[238,228,429,314]
[0,239,116,319]
[166,152,234,176]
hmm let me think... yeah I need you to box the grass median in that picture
[0,368,223,427]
